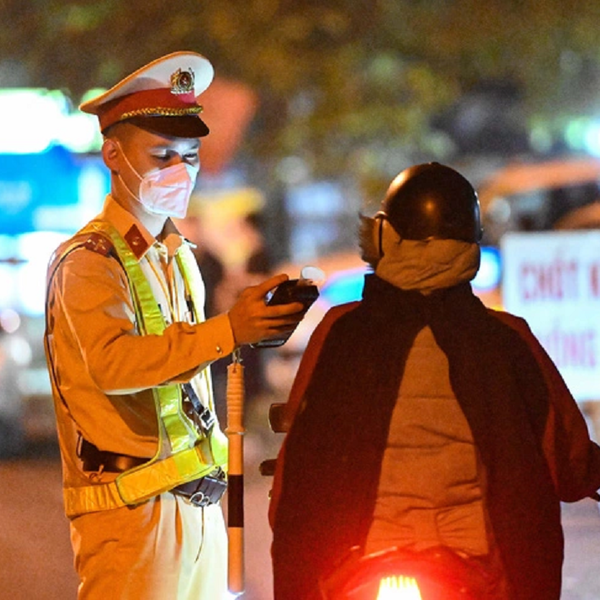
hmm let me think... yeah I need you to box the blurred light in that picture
[15,231,69,316]
[0,90,65,153]
[6,334,32,367]
[320,268,367,306]
[565,118,589,152]
[80,88,107,105]
[286,181,345,216]
[472,246,501,292]
[60,112,103,153]
[77,161,111,219]
[584,122,600,157]
[529,123,553,154]
[277,156,310,186]
[0,88,102,154]
[487,196,511,224]
[0,308,21,334]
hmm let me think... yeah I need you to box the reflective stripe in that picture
[117,439,219,504]
[63,436,230,516]
[48,220,228,516]
[64,481,126,516]
[101,222,198,454]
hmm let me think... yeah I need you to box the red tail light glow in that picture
[377,575,423,599]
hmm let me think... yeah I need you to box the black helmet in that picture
[379,162,482,243]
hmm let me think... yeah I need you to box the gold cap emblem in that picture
[171,68,195,95]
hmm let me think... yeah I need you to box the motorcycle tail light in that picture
[377,575,422,599]
[319,546,484,600]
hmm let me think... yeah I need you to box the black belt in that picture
[79,438,147,473]
[78,439,227,507]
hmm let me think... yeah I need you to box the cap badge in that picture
[170,68,195,95]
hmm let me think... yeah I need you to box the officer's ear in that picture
[102,138,120,173]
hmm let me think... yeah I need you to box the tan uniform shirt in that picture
[45,195,235,491]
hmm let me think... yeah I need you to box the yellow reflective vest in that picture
[45,220,228,517]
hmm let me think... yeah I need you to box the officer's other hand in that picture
[228,274,305,346]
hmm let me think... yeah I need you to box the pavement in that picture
[1,409,600,600]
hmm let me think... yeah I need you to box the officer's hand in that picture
[228,274,305,347]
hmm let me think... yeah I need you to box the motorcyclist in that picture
[269,162,600,600]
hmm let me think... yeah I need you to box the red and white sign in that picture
[502,231,600,401]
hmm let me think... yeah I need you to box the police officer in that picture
[269,163,600,600]
[44,51,304,600]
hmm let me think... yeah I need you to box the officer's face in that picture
[113,124,201,195]
[101,123,201,226]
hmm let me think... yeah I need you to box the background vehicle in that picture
[478,155,600,245]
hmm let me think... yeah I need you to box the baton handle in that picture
[226,357,245,595]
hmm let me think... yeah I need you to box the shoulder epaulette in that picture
[83,232,114,257]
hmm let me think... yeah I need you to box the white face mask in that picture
[118,145,199,219]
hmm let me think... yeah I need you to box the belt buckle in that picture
[189,490,211,508]
[198,407,216,433]
[186,468,227,507]
[182,383,215,434]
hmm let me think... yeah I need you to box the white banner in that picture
[502,231,600,401]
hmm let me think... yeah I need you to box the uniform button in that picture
[216,345,222,354]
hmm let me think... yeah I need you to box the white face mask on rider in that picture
[117,144,199,219]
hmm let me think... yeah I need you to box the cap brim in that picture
[115,115,210,138]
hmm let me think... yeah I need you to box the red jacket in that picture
[270,279,600,600]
